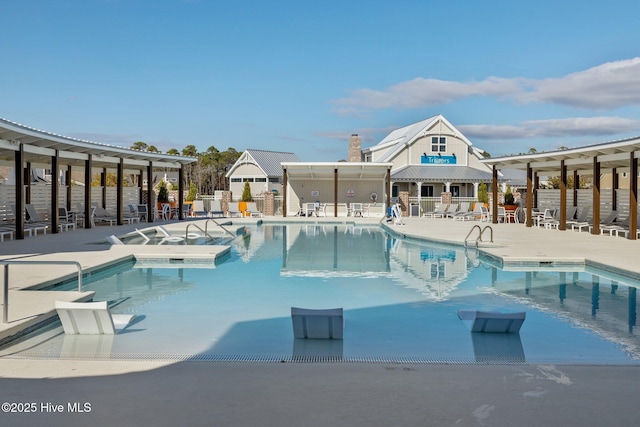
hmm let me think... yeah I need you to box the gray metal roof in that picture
[391,165,496,182]
[245,149,300,177]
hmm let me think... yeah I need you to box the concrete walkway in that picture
[1,216,640,426]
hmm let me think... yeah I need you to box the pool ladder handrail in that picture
[1,260,83,324]
[185,219,238,242]
[464,224,494,248]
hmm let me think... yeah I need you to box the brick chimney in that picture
[348,134,362,162]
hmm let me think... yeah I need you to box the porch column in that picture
[592,157,601,235]
[629,152,638,240]
[444,182,451,192]
[416,182,422,212]
[473,182,479,199]
[282,168,287,218]
[386,169,392,213]
[334,168,338,217]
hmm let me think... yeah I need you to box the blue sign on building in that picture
[421,155,456,165]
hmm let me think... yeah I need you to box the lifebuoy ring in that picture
[370,192,378,202]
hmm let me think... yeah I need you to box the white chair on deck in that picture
[55,301,137,335]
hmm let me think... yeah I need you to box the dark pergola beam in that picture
[559,160,567,230]
[14,144,24,239]
[592,157,601,235]
[117,158,124,225]
[51,150,60,234]
[84,155,92,229]
[629,152,638,240]
[178,165,184,220]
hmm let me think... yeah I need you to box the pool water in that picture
[6,224,640,364]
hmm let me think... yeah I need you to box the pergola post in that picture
[14,144,24,239]
[629,152,638,240]
[84,155,92,229]
[592,157,601,235]
[559,160,567,230]
[117,157,124,225]
[178,165,184,220]
[66,165,72,212]
[51,150,60,234]
[101,167,107,209]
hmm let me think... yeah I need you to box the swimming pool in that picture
[4,224,640,364]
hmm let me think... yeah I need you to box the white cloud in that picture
[331,57,640,114]
[459,116,640,140]
[517,58,640,109]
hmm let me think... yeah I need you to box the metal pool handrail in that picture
[205,219,238,240]
[1,260,83,324]
[464,225,494,248]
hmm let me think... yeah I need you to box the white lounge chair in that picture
[191,200,207,217]
[291,307,344,339]
[208,200,224,218]
[246,202,263,217]
[457,310,525,333]
[227,202,241,218]
[55,301,137,335]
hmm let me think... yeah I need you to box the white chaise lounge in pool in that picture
[55,301,137,335]
[457,310,525,333]
[291,307,344,339]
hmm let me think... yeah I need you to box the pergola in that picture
[480,136,640,239]
[0,117,196,239]
[281,162,393,217]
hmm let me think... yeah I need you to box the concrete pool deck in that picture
[1,216,640,426]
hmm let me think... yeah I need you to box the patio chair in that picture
[350,203,364,217]
[573,210,617,232]
[58,207,76,231]
[93,205,118,226]
[191,200,207,217]
[566,206,590,228]
[291,307,344,339]
[305,202,317,217]
[227,202,241,218]
[246,202,263,217]
[25,204,49,225]
[424,203,448,218]
[209,200,224,218]
[55,301,138,335]
[457,310,526,333]
[444,203,460,219]
[448,202,470,219]
[137,204,149,222]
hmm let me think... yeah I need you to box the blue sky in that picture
[3,0,640,161]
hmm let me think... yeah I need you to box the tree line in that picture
[131,141,242,195]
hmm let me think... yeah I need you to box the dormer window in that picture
[431,136,446,152]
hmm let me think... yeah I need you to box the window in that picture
[268,177,280,183]
[451,185,460,197]
[255,178,267,182]
[421,185,434,197]
[231,178,242,183]
[242,178,254,182]
[392,185,399,197]
[431,136,446,152]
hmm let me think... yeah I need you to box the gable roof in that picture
[227,149,300,177]
[366,114,477,163]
